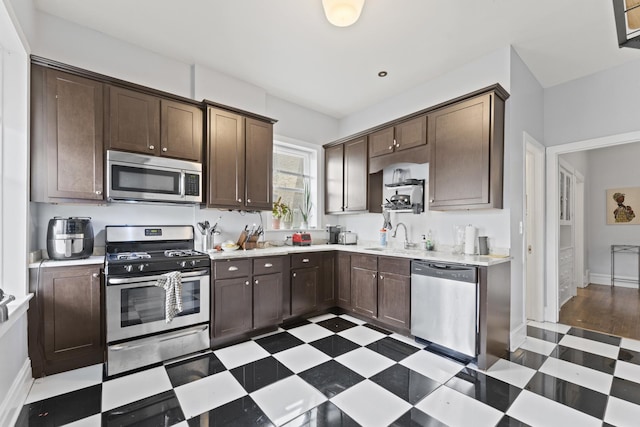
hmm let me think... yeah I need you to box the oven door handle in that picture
[109,325,209,351]
[107,270,209,285]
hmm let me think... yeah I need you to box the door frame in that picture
[524,133,545,322]
[574,171,585,290]
[545,130,640,322]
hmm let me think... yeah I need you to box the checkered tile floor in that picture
[15,315,640,426]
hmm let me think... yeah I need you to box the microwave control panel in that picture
[184,173,200,196]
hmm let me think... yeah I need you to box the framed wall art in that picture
[607,187,640,225]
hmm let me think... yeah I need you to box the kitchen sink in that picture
[363,247,386,251]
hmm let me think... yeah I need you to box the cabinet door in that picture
[378,272,411,330]
[32,67,104,202]
[291,267,319,316]
[319,252,335,307]
[214,277,252,337]
[207,107,245,209]
[351,267,378,318]
[344,136,368,212]
[336,252,351,309]
[108,86,160,155]
[325,144,344,213]
[245,118,273,210]
[368,126,394,158]
[428,93,497,209]
[395,116,427,152]
[160,100,203,162]
[254,273,283,329]
[40,266,103,374]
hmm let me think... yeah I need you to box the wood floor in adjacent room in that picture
[559,283,640,341]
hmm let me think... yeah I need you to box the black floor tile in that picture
[550,345,617,374]
[524,372,608,419]
[316,316,357,333]
[282,401,359,426]
[366,337,419,362]
[15,384,102,427]
[618,348,640,366]
[445,367,521,412]
[165,353,227,387]
[363,323,393,335]
[389,408,449,427]
[508,348,547,370]
[496,415,531,426]
[526,325,563,343]
[370,364,439,405]
[310,334,360,357]
[229,356,293,393]
[281,318,311,329]
[299,360,364,398]
[187,395,273,426]
[567,327,621,346]
[102,390,185,427]
[255,331,304,354]
[610,377,640,406]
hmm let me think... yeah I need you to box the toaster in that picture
[292,232,312,246]
[338,231,357,245]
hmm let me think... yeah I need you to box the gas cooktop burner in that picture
[164,249,201,257]
[115,252,151,260]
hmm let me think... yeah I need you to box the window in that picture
[273,141,317,228]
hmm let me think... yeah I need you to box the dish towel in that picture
[155,271,183,323]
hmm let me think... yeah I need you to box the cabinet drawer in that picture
[253,256,283,275]
[214,259,251,279]
[378,256,410,276]
[291,253,320,269]
[351,254,377,271]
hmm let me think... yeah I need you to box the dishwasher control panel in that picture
[411,261,477,283]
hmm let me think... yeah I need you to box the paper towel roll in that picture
[464,225,477,255]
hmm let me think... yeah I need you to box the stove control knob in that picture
[138,264,145,272]
[124,265,133,273]
[180,261,187,268]
[190,260,197,266]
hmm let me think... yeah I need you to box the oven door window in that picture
[112,164,180,195]
[120,280,200,327]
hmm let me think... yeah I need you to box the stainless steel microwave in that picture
[106,150,202,203]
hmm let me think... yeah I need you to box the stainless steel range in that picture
[104,225,210,376]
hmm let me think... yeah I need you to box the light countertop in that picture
[28,255,105,269]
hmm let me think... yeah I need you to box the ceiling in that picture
[35,0,640,118]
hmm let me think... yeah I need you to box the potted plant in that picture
[282,208,293,229]
[272,196,290,229]
[300,179,313,229]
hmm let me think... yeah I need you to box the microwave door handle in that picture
[180,171,185,198]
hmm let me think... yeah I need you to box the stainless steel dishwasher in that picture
[411,260,478,357]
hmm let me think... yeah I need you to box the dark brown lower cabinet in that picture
[336,252,351,309]
[351,266,378,318]
[253,273,283,329]
[291,267,319,316]
[214,277,253,338]
[319,252,336,308]
[28,265,103,378]
[378,272,410,329]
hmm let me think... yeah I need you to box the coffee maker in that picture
[326,225,342,244]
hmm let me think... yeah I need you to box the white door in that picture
[525,135,545,321]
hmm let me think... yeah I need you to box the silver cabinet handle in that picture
[245,281,249,286]
[247,199,251,203]
[388,145,393,150]
[379,275,384,279]
[96,190,102,195]
[264,263,273,268]
[149,145,155,150]
[430,199,434,203]
[255,280,259,285]
[238,198,242,203]
[293,272,297,278]
[162,147,168,152]
[302,258,309,263]
[393,139,397,147]
[372,273,376,278]
[92,273,99,278]
[228,266,238,271]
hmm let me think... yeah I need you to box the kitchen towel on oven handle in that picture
[155,271,183,322]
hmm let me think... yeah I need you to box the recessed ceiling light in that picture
[378,71,388,77]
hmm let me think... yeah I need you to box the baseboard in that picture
[0,358,32,427]
[510,322,526,352]
[590,273,638,289]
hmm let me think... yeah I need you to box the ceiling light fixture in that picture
[613,0,640,48]
[322,0,365,27]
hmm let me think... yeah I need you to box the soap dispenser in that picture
[426,230,434,251]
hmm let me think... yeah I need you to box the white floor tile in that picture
[63,414,102,427]
[337,325,385,346]
[527,320,572,334]
[479,358,537,388]
[539,357,612,394]
[414,385,503,427]
[615,360,640,384]
[251,375,327,426]
[621,337,640,353]
[331,379,411,427]
[308,313,337,323]
[389,333,425,349]
[287,323,334,343]
[605,396,640,427]
[400,350,463,384]
[174,371,247,418]
[519,336,557,356]
[506,390,602,427]
[26,364,103,404]
[338,314,367,325]
[272,343,331,373]
[334,347,395,378]
[558,334,620,359]
[102,366,172,412]
[214,340,270,369]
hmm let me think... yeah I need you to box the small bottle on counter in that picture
[421,234,428,250]
[426,230,435,251]
[379,228,387,246]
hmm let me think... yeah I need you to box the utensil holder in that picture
[201,234,211,252]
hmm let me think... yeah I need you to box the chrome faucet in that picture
[392,222,412,249]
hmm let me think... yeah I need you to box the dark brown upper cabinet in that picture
[428,89,506,210]
[369,115,427,158]
[324,136,368,214]
[30,65,105,203]
[206,106,274,210]
[108,86,202,162]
